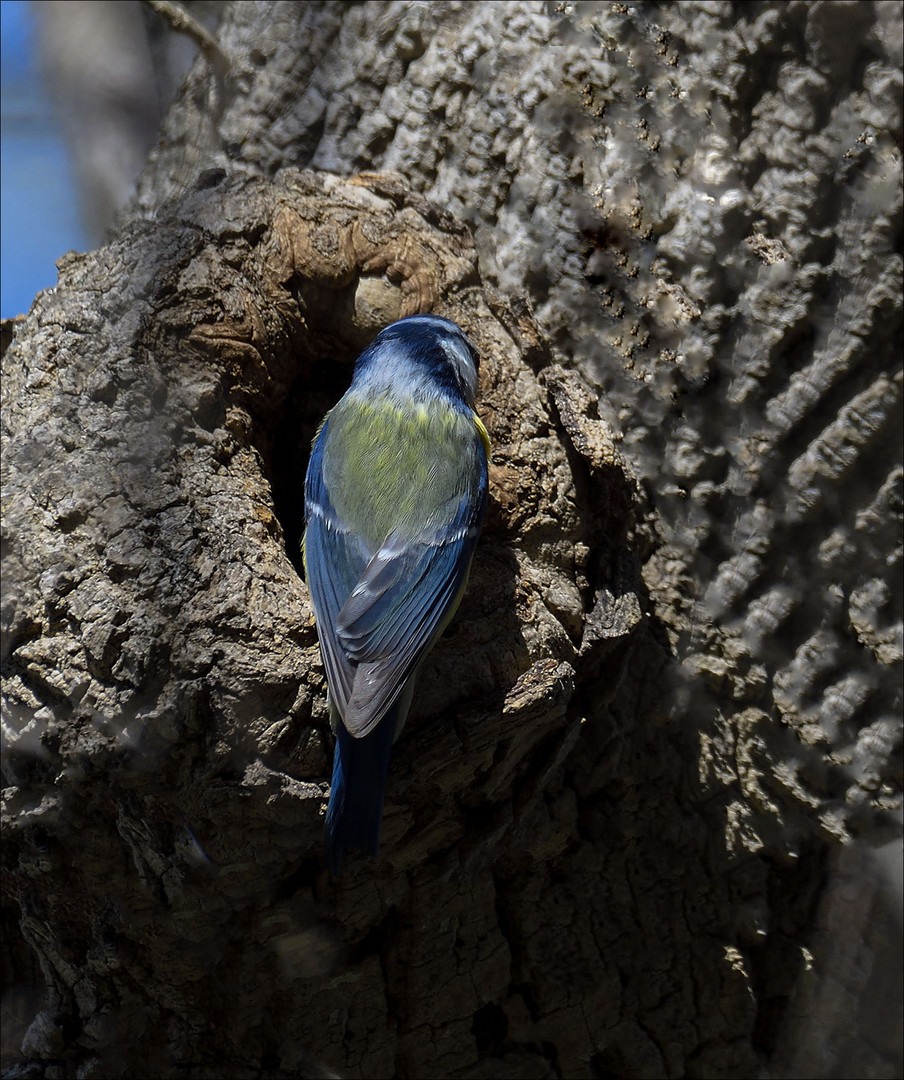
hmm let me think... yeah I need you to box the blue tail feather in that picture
[324,708,397,875]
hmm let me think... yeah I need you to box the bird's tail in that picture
[324,706,397,875]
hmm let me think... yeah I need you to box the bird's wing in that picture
[335,490,485,738]
[304,426,370,721]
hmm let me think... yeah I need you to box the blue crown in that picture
[351,315,480,406]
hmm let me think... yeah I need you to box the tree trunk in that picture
[2,3,901,1078]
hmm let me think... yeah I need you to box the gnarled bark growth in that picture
[2,169,641,1078]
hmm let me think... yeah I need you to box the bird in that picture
[303,314,490,874]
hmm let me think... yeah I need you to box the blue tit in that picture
[303,314,490,874]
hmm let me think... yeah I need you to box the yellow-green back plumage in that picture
[323,393,484,549]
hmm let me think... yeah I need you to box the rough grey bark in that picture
[2,2,901,1079]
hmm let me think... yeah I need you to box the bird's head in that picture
[350,315,480,408]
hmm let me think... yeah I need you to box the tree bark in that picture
[2,2,901,1079]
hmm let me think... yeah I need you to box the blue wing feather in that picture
[335,483,485,736]
[304,421,368,718]
[338,505,475,652]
